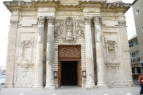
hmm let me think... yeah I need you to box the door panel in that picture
[58,61,61,87]
[58,45,81,87]
[77,61,82,86]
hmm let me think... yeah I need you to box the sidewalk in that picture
[0,86,140,95]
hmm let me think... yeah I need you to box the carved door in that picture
[58,45,81,87]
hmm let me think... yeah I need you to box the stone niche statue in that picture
[65,17,74,41]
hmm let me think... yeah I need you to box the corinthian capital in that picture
[38,16,45,25]
[46,16,55,24]
[118,20,126,27]
[84,16,92,25]
[10,19,18,26]
[93,16,101,24]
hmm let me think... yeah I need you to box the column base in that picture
[86,83,95,89]
[5,82,14,88]
[97,82,108,88]
[33,84,43,88]
[45,84,56,90]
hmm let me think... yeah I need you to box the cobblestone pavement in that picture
[0,86,140,95]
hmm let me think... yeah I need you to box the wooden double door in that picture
[58,45,81,87]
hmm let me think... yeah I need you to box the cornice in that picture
[4,1,131,13]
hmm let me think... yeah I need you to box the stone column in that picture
[94,16,107,87]
[5,19,18,88]
[45,17,56,89]
[84,17,95,89]
[5,10,19,87]
[34,16,45,88]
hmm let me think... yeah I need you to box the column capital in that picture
[118,20,126,27]
[93,16,102,24]
[38,16,45,25]
[84,16,92,24]
[10,19,18,26]
[46,16,55,24]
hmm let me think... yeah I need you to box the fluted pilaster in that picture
[84,17,95,89]
[45,17,56,89]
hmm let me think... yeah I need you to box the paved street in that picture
[0,86,140,95]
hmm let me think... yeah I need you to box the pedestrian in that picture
[0,84,2,90]
[138,73,143,95]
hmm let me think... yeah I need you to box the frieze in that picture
[58,46,81,58]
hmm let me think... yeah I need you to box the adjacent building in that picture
[132,0,143,63]
[129,36,142,81]
[4,0,133,89]
[128,0,143,83]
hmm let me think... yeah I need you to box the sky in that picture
[0,0,136,67]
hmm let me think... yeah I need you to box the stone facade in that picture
[4,0,133,89]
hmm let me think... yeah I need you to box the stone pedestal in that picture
[84,17,95,89]
[94,16,107,88]
[45,17,56,89]
[34,16,45,88]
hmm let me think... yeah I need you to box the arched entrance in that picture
[58,45,81,87]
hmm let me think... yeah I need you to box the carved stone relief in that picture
[58,45,81,58]
[21,40,34,61]
[55,17,84,43]
[105,40,118,63]
[15,32,35,87]
[18,32,35,63]
[65,17,74,41]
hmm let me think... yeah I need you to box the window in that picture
[141,26,143,33]
[135,39,138,45]
[132,68,135,73]
[129,39,138,48]
[137,57,140,62]
[135,51,139,57]
[137,67,141,74]
[136,9,140,15]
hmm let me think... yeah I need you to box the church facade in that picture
[4,0,133,89]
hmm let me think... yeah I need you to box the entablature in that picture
[4,0,131,13]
